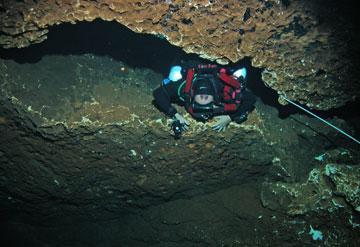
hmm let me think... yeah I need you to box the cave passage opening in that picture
[0,19,211,76]
[0,19,273,125]
[1,19,359,126]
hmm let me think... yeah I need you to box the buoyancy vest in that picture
[180,67,243,120]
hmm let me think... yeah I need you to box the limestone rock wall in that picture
[261,149,360,231]
[0,53,276,220]
[0,0,359,110]
[0,96,274,221]
[1,51,359,245]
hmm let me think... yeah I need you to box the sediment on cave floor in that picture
[0,54,163,126]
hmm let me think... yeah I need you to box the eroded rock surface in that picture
[0,54,275,222]
[1,0,359,110]
[261,149,360,245]
[1,52,359,246]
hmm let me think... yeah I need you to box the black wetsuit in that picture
[153,64,256,124]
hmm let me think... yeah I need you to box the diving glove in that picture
[211,115,231,132]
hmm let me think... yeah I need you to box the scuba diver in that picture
[153,62,256,138]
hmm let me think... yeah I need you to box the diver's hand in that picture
[211,115,231,132]
[174,113,190,131]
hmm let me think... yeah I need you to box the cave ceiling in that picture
[0,0,359,110]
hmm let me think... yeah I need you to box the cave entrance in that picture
[2,19,358,136]
[0,20,192,125]
[0,19,262,126]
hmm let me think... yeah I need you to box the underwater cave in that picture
[0,1,360,246]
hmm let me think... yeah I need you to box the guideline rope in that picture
[280,95,360,145]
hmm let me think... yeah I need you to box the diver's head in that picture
[193,78,215,105]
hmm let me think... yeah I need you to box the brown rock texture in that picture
[1,52,359,245]
[261,149,360,229]
[0,0,359,110]
[0,54,275,221]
